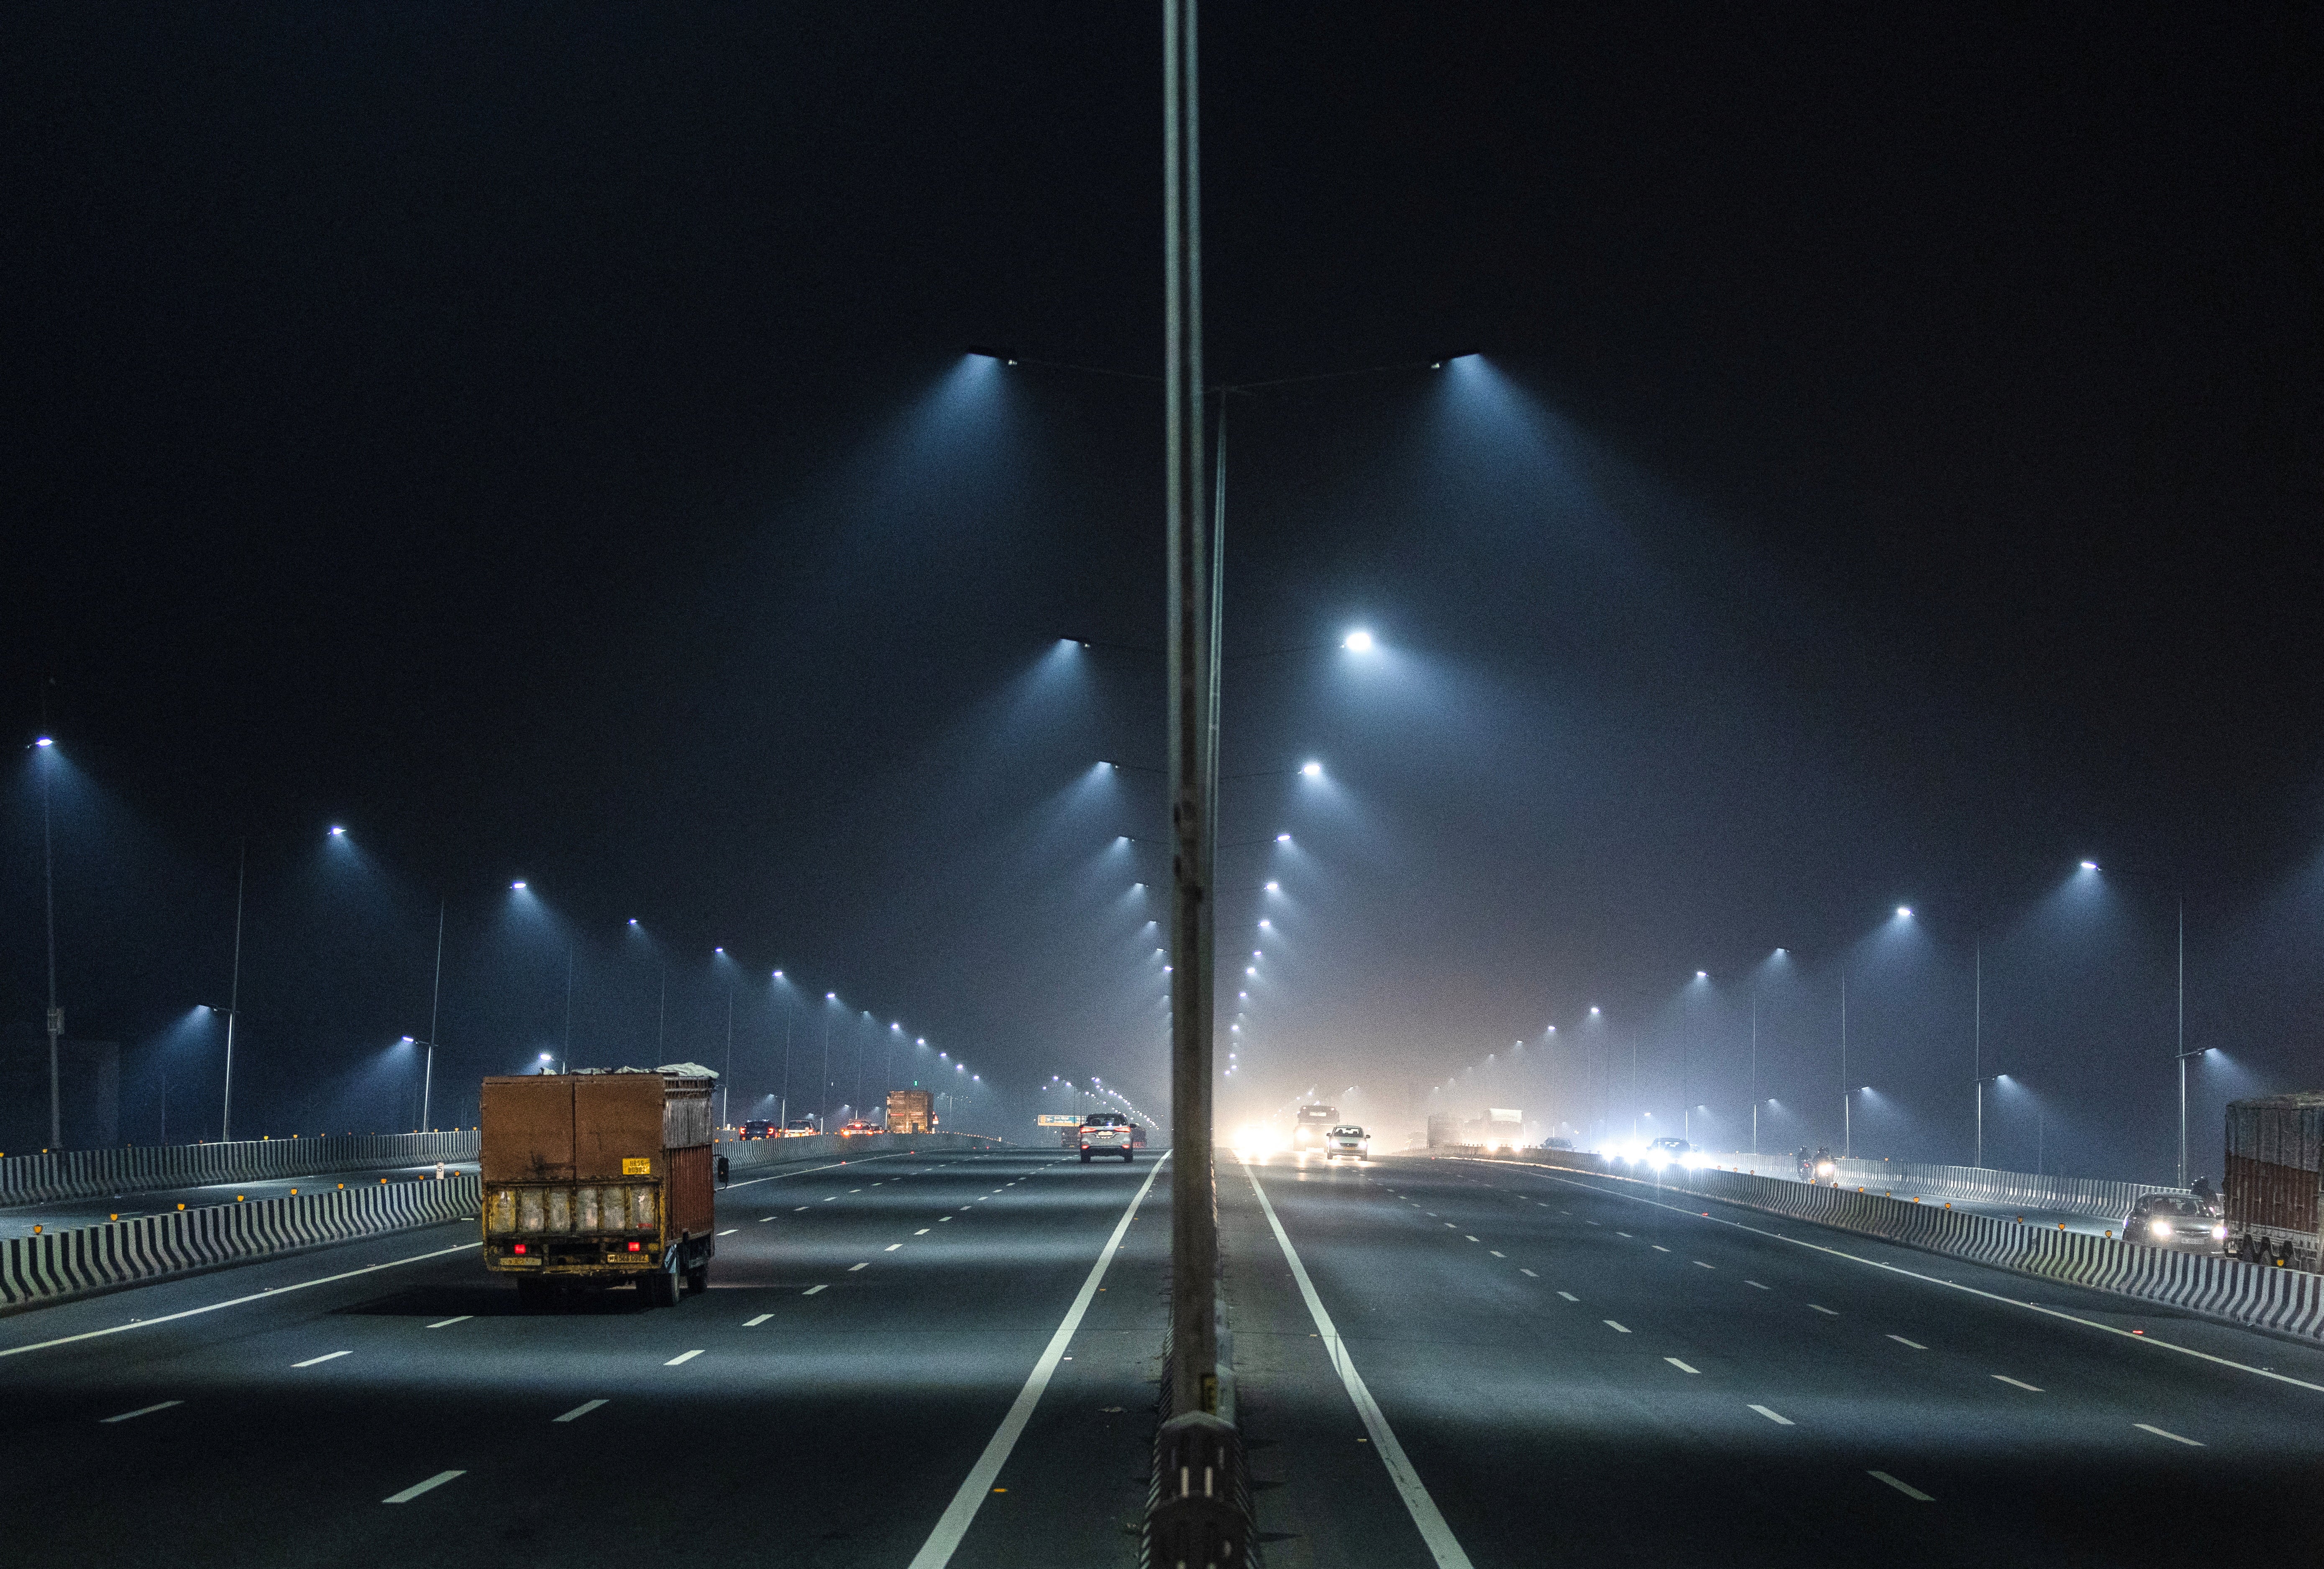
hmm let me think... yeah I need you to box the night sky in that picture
[5,6,2315,1181]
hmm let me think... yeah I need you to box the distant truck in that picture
[2223,1093,2324,1269]
[1292,1104,1338,1151]
[888,1088,935,1135]
[1079,1112,1137,1163]
[481,1064,719,1308]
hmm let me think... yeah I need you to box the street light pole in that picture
[422,899,444,1129]
[1840,968,1850,1160]
[38,739,61,1147]
[1749,985,1758,1156]
[221,842,246,1142]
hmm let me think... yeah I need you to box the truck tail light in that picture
[512,1243,527,1255]
[628,1241,642,1252]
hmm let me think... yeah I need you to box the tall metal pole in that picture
[562,945,574,1074]
[820,1004,834,1132]
[1973,940,1982,1169]
[2176,900,2186,1187]
[1749,986,1758,1155]
[1163,0,1218,1423]
[1840,968,1850,1159]
[40,742,60,1147]
[778,984,795,1129]
[722,983,735,1129]
[222,843,246,1142]
[422,900,444,1130]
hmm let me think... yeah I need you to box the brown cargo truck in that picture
[887,1088,934,1135]
[481,1064,718,1308]
[2223,1092,2324,1270]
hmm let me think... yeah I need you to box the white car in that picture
[1323,1125,1369,1161]
[1079,1115,1136,1163]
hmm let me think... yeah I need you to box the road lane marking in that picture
[1586,1220,1600,1226]
[1887,1335,1927,1350]
[1808,1305,1838,1315]
[803,1285,828,1295]
[1616,1231,1633,1238]
[1558,1291,1578,1302]
[718,1228,738,1236]
[665,1350,704,1366]
[886,1243,903,1251]
[823,1197,837,1202]
[553,1399,607,1422]
[1241,1159,1474,1569]
[916,1228,931,1234]
[2135,1423,2203,1446]
[906,1153,1167,1569]
[1868,1470,1932,1501]
[1746,1280,1769,1289]
[848,1262,868,1272]
[1480,1160,2324,1400]
[1444,1223,1456,1229]
[293,1351,352,1368]
[1463,1235,1479,1242]
[425,1316,471,1329]
[0,1240,481,1361]
[383,1470,465,1504]
[744,1313,773,1326]
[1693,1261,1715,1270]
[100,1400,182,1423]
[938,1215,952,1222]
[1520,1268,1538,1277]
[1749,1405,1794,1425]
[796,1206,810,1211]
[1604,1320,1631,1333]
[1488,1250,1505,1258]
[1665,1357,1700,1374]
[759,1216,777,1222]
[1993,1375,2043,1392]
[1651,1245,1670,1253]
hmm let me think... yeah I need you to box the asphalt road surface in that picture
[0,1164,482,1241]
[0,1148,1167,1569]
[1226,1151,2322,1567]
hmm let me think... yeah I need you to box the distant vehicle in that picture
[1324,1124,1369,1161]
[1540,1137,1573,1151]
[2123,1192,2227,1253]
[2223,1093,2324,1269]
[1080,1112,1136,1163]
[1639,1136,1700,1171]
[838,1120,877,1137]
[480,1064,718,1309]
[737,1120,776,1140]
[783,1120,819,1136]
[1800,1146,1838,1184]
[1291,1105,1338,1151]
[887,1089,935,1135]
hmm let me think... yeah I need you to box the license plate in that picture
[504,1256,545,1268]
[606,1253,641,1264]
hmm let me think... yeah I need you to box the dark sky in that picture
[4,5,2316,1179]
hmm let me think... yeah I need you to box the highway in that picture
[0,1149,1167,1568]
[0,1163,481,1240]
[1226,1151,2323,1567]
[7,1142,2317,1565]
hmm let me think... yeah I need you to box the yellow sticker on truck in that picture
[622,1157,651,1175]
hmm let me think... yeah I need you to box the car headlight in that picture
[2150,1218,2173,1238]
[2212,1224,2229,1241]
[1815,1162,1835,1177]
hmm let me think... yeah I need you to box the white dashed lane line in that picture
[1808,1305,1839,1316]
[383,1470,465,1504]
[849,1262,869,1272]
[759,1216,777,1223]
[2136,1423,2204,1447]
[886,1243,903,1252]
[803,1284,828,1296]
[292,1351,351,1368]
[1558,1291,1579,1302]
[1664,1358,1700,1374]
[1604,1320,1631,1334]
[1887,1335,1927,1350]
[1519,1268,1538,1278]
[915,1228,931,1235]
[796,1206,810,1212]
[1693,1261,1715,1270]
[425,1316,471,1329]
[718,1229,738,1237]
[744,1313,773,1327]
[100,1400,182,1424]
[1489,1251,1505,1258]
[1749,1405,1794,1426]
[1868,1471,1932,1502]
[665,1350,705,1366]
[1651,1245,1670,1253]
[553,1399,607,1423]
[1993,1375,2044,1392]
[1746,1280,1769,1290]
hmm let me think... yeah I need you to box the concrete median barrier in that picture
[0,1130,481,1209]
[0,1172,481,1312]
[1441,1149,2324,1344]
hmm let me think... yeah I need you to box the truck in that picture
[481,1063,718,1308]
[1291,1104,1338,1151]
[2223,1092,2324,1269]
[887,1088,935,1135]
[1079,1111,1136,1162]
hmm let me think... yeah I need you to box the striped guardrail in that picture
[0,1130,481,1210]
[0,1173,480,1310]
[1448,1149,2324,1343]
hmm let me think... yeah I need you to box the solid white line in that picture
[1868,1470,1932,1501]
[100,1400,182,1424]
[1993,1375,2043,1392]
[552,1399,607,1423]
[1480,1159,2324,1397]
[1558,1291,1579,1302]
[1749,1404,1794,1425]
[848,1262,868,1272]
[803,1284,828,1296]
[0,1240,481,1361]
[425,1316,471,1330]
[744,1313,773,1327]
[1665,1357,1700,1374]
[1604,1320,1631,1334]
[1887,1335,1927,1350]
[1520,1268,1538,1278]
[1242,1159,1474,1569]
[2135,1422,2203,1446]
[383,1469,465,1504]
[665,1349,704,1366]
[293,1351,352,1367]
[904,1152,1166,1569]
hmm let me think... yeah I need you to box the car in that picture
[737,1119,777,1140]
[1638,1136,1701,1171]
[1323,1124,1369,1161]
[1080,1113,1136,1163]
[2123,1192,2228,1252]
[837,1120,877,1136]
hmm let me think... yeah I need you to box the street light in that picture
[1342,630,1374,653]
